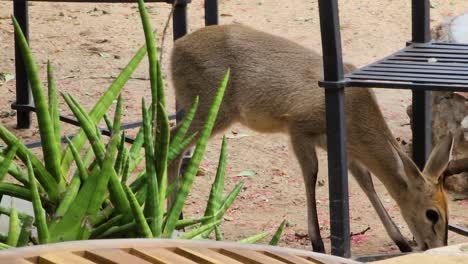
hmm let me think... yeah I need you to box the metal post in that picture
[411,0,431,168]
[172,0,189,200]
[318,0,350,258]
[411,0,430,43]
[173,2,188,40]
[204,0,218,26]
[411,90,432,170]
[13,0,32,128]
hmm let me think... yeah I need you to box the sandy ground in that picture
[0,0,467,257]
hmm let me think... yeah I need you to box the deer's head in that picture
[392,134,453,250]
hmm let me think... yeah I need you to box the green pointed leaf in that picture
[0,145,19,182]
[6,206,20,246]
[17,215,33,247]
[0,127,59,201]
[269,220,286,246]
[12,17,62,185]
[215,225,224,241]
[123,185,152,238]
[238,232,270,244]
[178,220,222,239]
[141,100,161,237]
[61,44,147,174]
[26,157,49,244]
[163,70,230,238]
[48,135,118,242]
[47,61,61,152]
[169,97,199,150]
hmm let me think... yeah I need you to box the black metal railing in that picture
[318,0,468,257]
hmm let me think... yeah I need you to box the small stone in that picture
[317,179,325,187]
[294,231,308,239]
[196,167,207,176]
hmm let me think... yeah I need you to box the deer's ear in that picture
[389,140,425,185]
[423,133,454,184]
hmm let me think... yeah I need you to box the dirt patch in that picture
[0,0,467,256]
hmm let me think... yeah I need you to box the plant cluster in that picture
[0,0,284,249]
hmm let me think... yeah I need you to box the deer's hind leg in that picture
[348,160,413,252]
[290,128,325,253]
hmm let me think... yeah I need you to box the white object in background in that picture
[0,196,34,233]
[450,14,468,44]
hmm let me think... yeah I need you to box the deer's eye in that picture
[426,209,439,225]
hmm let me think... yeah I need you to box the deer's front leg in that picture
[349,161,413,252]
[290,130,325,253]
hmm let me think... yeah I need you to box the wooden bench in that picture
[0,239,360,263]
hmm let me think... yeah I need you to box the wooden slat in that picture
[1,258,34,264]
[264,251,322,264]
[130,248,199,264]
[218,248,289,264]
[175,247,244,264]
[372,253,468,264]
[83,249,152,264]
[38,252,95,264]
[0,239,361,264]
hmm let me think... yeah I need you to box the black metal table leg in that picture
[173,2,188,40]
[13,0,32,129]
[325,89,351,257]
[410,0,431,169]
[411,0,430,43]
[411,90,432,169]
[318,0,350,257]
[204,0,218,26]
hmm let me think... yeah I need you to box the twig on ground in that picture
[350,226,371,237]
[324,226,371,239]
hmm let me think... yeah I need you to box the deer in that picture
[168,24,454,253]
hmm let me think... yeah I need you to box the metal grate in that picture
[345,42,468,91]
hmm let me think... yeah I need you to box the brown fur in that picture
[169,24,453,253]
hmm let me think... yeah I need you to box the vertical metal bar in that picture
[411,90,432,170]
[325,89,350,257]
[318,0,344,81]
[411,0,431,169]
[13,0,32,128]
[411,0,430,43]
[172,2,188,41]
[317,0,350,258]
[204,0,218,26]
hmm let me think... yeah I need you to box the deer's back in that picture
[171,25,393,142]
[171,24,328,133]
